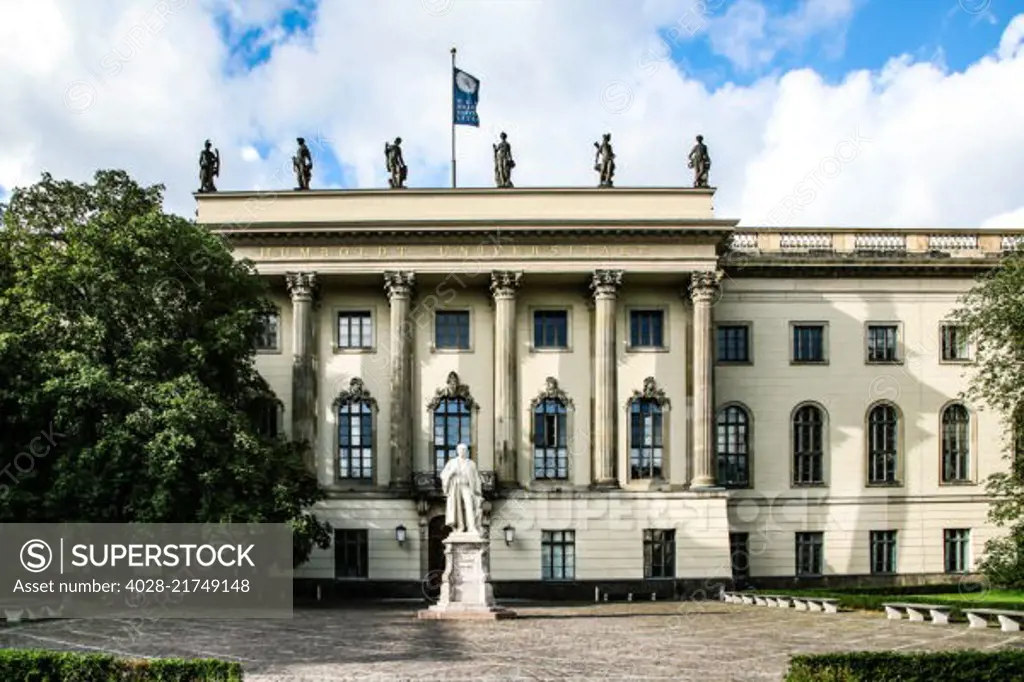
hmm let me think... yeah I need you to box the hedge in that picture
[785,651,1024,681]
[0,649,243,681]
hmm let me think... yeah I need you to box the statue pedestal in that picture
[417,532,515,621]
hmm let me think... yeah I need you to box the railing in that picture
[728,229,1024,257]
[412,470,497,499]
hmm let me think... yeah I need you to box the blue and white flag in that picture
[453,68,480,127]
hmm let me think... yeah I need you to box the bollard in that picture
[595,587,600,603]
[651,593,656,601]
[316,585,322,602]
[627,593,633,602]
[603,593,609,602]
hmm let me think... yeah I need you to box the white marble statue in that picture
[440,443,483,535]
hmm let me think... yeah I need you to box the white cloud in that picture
[980,206,1024,230]
[0,0,1022,231]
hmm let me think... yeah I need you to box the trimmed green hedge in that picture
[785,651,1024,681]
[0,649,242,681]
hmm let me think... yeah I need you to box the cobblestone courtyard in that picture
[1,601,1022,681]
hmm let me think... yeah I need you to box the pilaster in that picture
[285,271,318,473]
[590,269,623,488]
[385,271,416,488]
[688,270,722,489]
[491,271,523,487]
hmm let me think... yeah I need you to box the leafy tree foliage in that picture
[953,250,1024,587]
[0,170,329,565]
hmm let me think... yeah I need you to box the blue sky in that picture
[2,1,1022,227]
[209,0,1012,191]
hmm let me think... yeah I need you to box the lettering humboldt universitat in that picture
[251,243,652,260]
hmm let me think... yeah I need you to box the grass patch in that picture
[745,587,1024,620]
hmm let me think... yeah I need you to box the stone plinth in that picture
[417,532,516,620]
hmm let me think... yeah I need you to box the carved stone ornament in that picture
[590,269,624,298]
[333,377,377,409]
[427,371,479,411]
[285,272,318,300]
[628,376,670,408]
[688,270,723,304]
[490,271,523,298]
[529,377,575,410]
[384,271,415,299]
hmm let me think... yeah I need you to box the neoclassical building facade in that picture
[195,187,1021,599]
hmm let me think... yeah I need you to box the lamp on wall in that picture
[503,525,515,545]
[395,524,407,545]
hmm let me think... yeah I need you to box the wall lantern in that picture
[395,524,407,545]
[503,525,516,545]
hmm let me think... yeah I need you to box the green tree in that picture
[953,250,1024,587]
[0,170,330,566]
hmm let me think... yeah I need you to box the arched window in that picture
[716,405,750,488]
[534,400,568,479]
[335,378,376,480]
[531,378,571,480]
[793,404,824,484]
[428,372,476,472]
[628,378,669,480]
[867,403,898,484]
[941,404,970,482]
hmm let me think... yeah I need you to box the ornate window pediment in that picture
[530,377,574,410]
[427,371,478,411]
[333,378,377,410]
[627,376,670,408]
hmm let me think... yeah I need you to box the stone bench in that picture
[790,597,840,614]
[964,608,1024,632]
[763,595,792,608]
[882,602,952,625]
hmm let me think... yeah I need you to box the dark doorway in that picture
[424,515,451,600]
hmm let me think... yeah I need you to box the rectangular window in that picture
[643,529,676,579]
[541,530,575,581]
[337,311,373,349]
[255,401,279,438]
[870,530,897,574]
[730,533,750,584]
[716,324,750,363]
[944,529,970,573]
[867,324,899,363]
[792,324,825,363]
[629,310,665,348]
[795,532,823,576]
[334,529,368,579]
[533,310,568,349]
[435,311,471,350]
[255,311,279,351]
[941,325,970,361]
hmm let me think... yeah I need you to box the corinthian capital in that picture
[383,271,415,300]
[590,269,624,299]
[285,272,318,300]
[689,270,723,304]
[490,271,523,299]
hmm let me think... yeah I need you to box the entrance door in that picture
[425,515,451,600]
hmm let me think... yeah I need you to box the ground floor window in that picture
[870,530,897,574]
[541,530,575,580]
[944,529,970,573]
[334,529,368,579]
[795,532,823,576]
[729,532,750,584]
[643,529,675,579]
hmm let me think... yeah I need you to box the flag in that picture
[453,68,480,127]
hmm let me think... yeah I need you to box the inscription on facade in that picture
[245,244,652,261]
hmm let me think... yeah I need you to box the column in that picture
[285,272,318,473]
[590,270,623,488]
[689,270,721,489]
[491,271,523,486]
[385,271,415,487]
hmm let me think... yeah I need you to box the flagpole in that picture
[450,46,457,189]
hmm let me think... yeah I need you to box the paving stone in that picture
[0,602,1020,681]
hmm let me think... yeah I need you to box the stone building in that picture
[195,186,1022,599]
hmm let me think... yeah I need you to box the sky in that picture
[0,0,1022,228]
